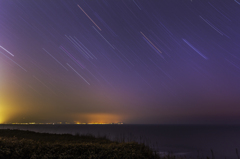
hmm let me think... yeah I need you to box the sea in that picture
[0,124,240,158]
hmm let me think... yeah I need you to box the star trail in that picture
[1,0,240,124]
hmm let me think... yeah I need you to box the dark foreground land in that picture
[0,129,161,159]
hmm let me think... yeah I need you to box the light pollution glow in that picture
[1,1,240,124]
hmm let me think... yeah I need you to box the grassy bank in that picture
[0,129,161,159]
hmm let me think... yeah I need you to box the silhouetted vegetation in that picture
[0,129,160,159]
[0,129,239,159]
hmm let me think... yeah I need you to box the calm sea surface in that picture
[1,124,240,158]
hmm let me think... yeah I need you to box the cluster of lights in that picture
[10,122,55,125]
[75,122,123,125]
[6,122,123,125]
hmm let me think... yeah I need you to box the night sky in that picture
[1,0,240,124]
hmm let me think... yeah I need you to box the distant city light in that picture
[6,122,124,125]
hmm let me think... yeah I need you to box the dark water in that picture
[1,124,240,158]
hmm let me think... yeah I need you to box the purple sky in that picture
[1,0,240,124]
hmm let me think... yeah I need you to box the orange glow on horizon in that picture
[0,118,3,124]
[74,122,123,125]
[0,98,36,124]
[0,105,8,124]
[73,113,122,124]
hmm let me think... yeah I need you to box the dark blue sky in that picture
[1,0,240,124]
